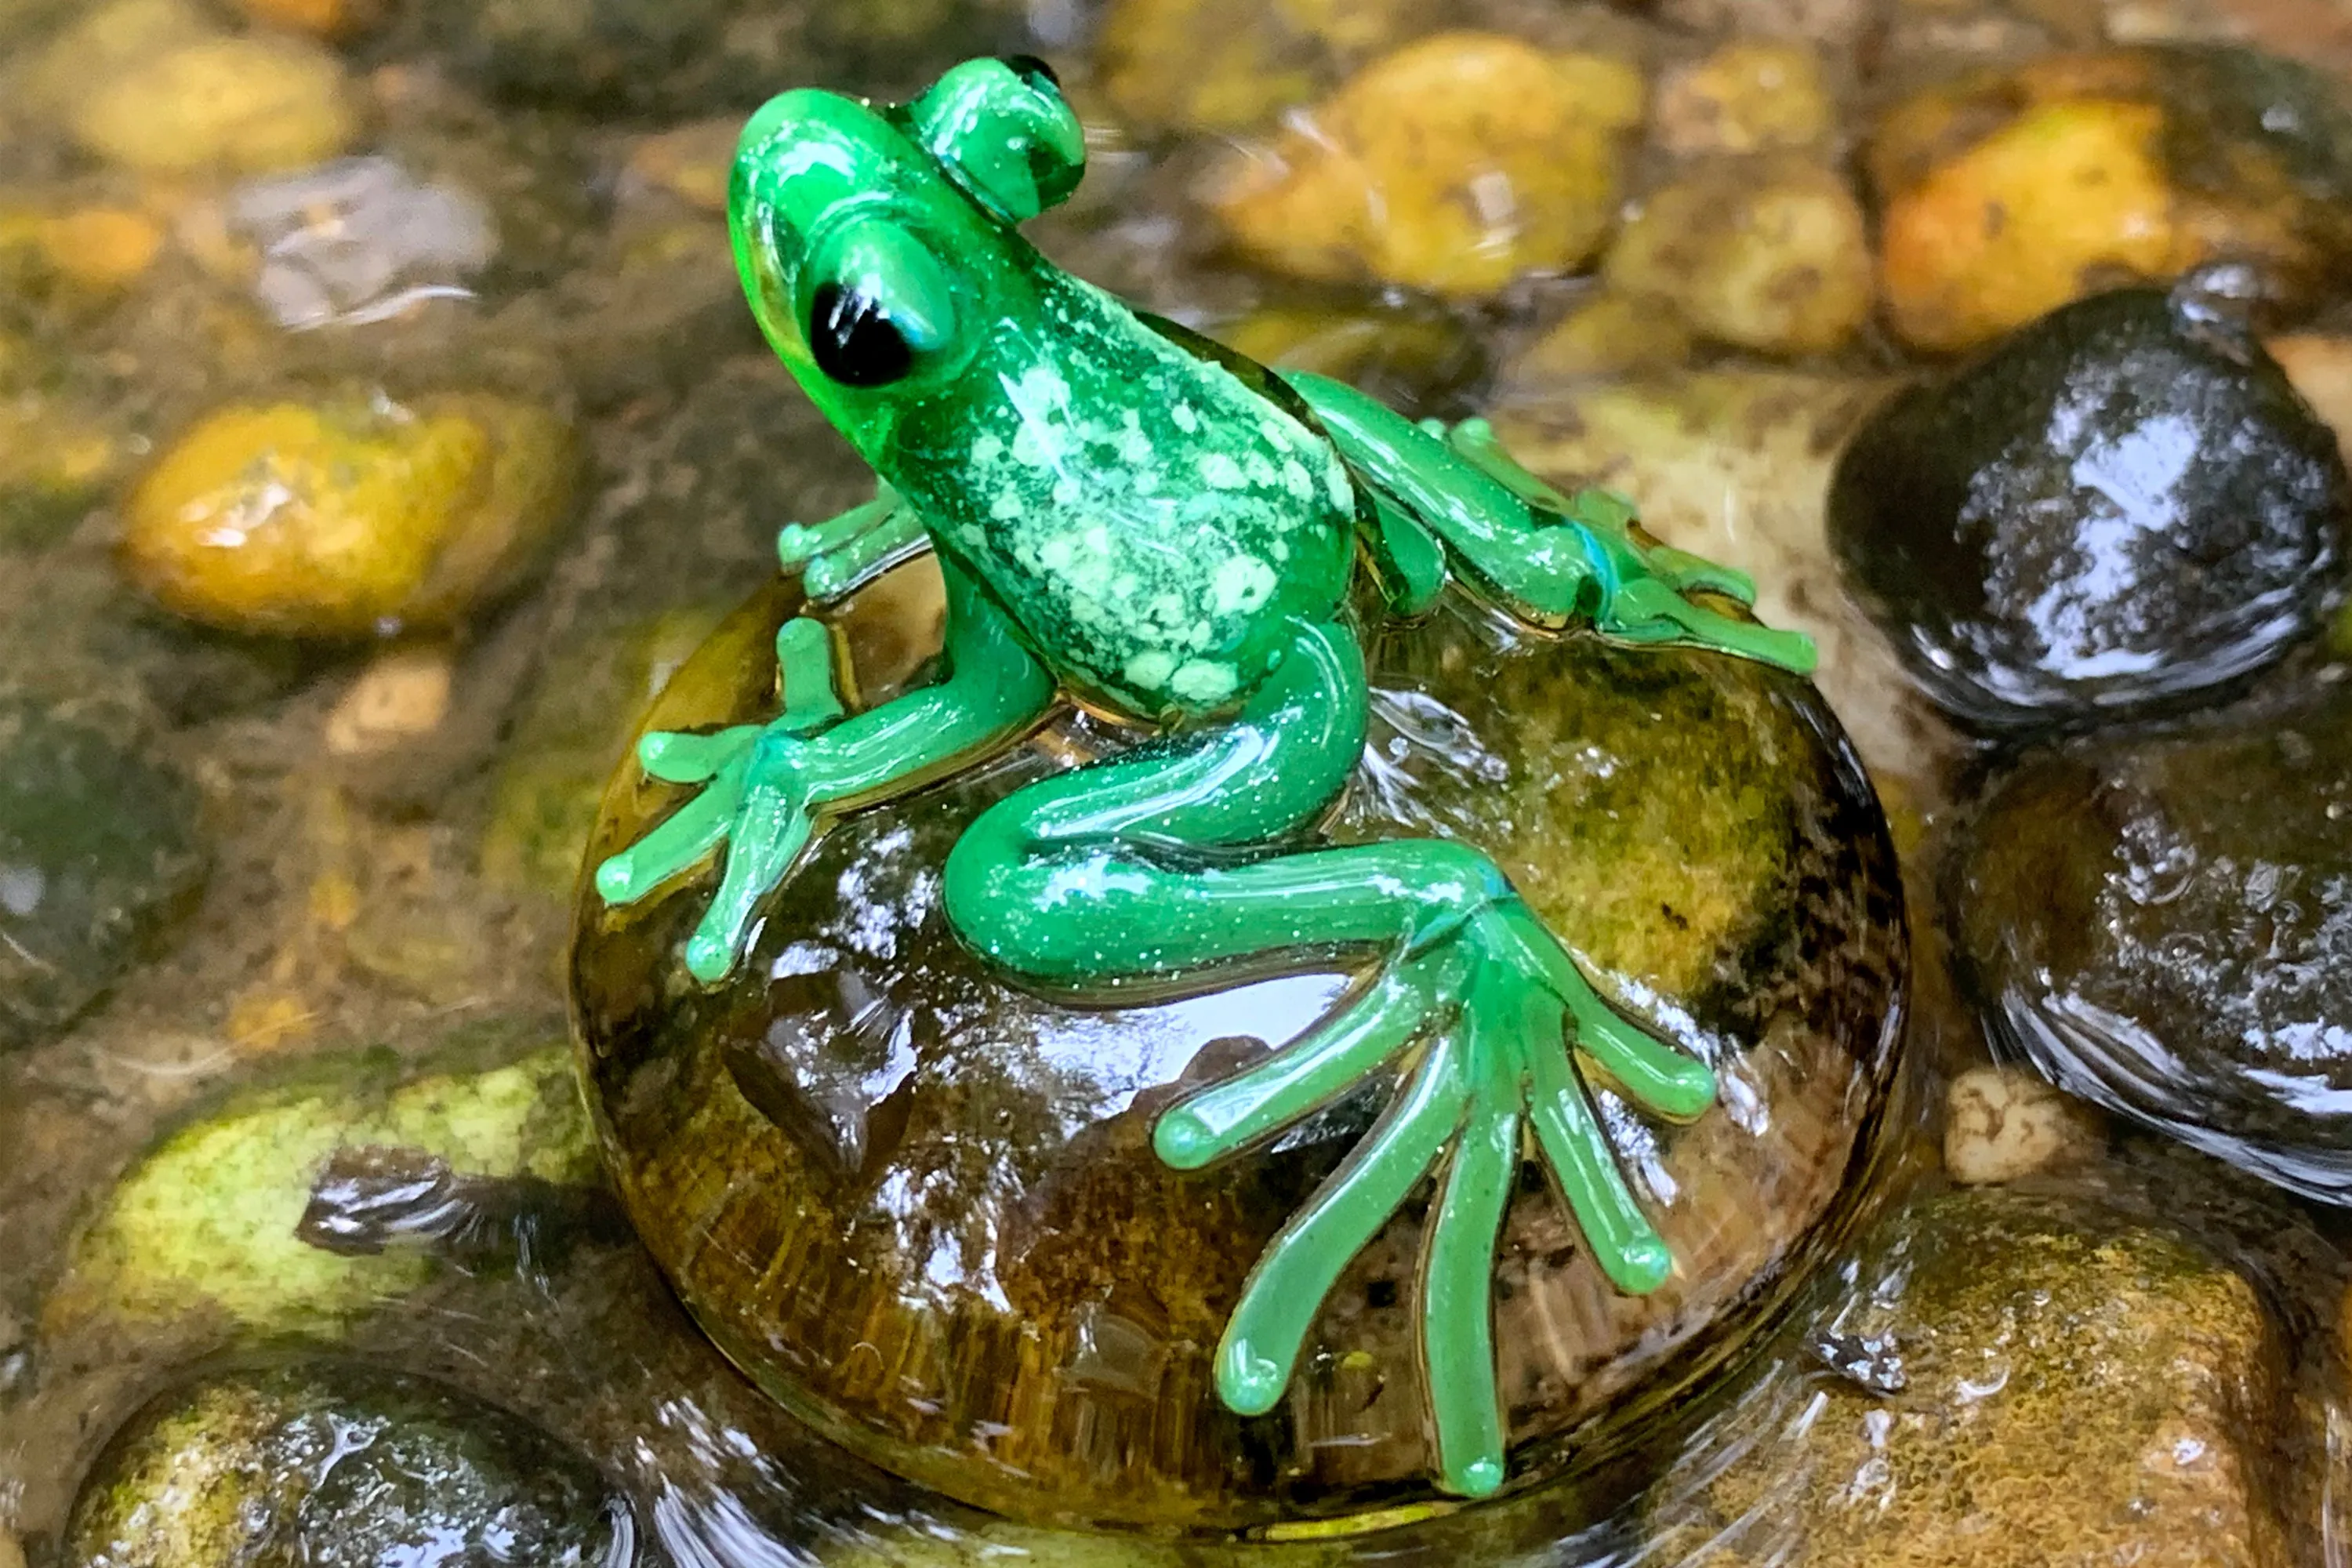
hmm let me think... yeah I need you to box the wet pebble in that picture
[121,390,575,640]
[70,34,358,175]
[227,158,497,331]
[1602,154,1873,355]
[0,699,205,1053]
[325,646,456,757]
[1647,1187,2286,1566]
[1943,1064,2103,1184]
[1651,39,1835,158]
[44,1026,596,1334]
[1954,685,2352,1201]
[1210,31,1644,299]
[65,1360,625,1568]
[1829,285,2350,732]
[1869,46,2352,351]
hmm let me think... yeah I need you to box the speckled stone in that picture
[65,1359,625,1567]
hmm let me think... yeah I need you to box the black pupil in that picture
[808,281,913,387]
[999,53,1060,94]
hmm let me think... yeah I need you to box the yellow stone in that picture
[122,392,574,638]
[1878,98,2180,352]
[20,0,217,122]
[324,645,456,756]
[1094,0,1425,133]
[71,35,359,175]
[1605,157,1874,354]
[622,119,740,214]
[1210,33,1645,299]
[233,0,376,38]
[36,209,165,292]
[1652,40,1835,157]
[224,989,317,1054]
[1504,291,1695,386]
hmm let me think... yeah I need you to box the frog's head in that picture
[729,56,1085,465]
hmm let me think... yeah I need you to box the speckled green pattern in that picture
[895,271,1355,717]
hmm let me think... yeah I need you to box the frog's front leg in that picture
[597,556,1052,981]
[940,617,1716,1497]
[775,483,930,602]
[1286,371,1816,675]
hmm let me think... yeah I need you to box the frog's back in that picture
[892,272,1358,721]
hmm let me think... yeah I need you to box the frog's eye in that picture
[909,56,1086,224]
[999,53,1060,95]
[805,222,957,389]
[808,282,910,387]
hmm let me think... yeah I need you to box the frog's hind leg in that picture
[939,617,1716,1497]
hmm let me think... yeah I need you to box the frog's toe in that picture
[1153,944,1465,1169]
[1212,1021,1472,1417]
[681,759,818,982]
[1422,1066,1519,1497]
[594,783,739,904]
[1650,548,1759,608]
[1602,580,1817,676]
[1527,1027,1675,1295]
[638,725,760,785]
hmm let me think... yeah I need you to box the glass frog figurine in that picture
[591,56,1818,1504]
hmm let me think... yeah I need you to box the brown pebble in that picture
[325,646,456,756]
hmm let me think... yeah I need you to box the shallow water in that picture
[4,0,2352,1563]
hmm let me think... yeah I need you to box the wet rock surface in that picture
[1829,285,2350,733]
[65,1359,626,1567]
[572,559,1907,1531]
[1953,684,2352,1201]
[0,699,205,1052]
[1645,1185,2292,1566]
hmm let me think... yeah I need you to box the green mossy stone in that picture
[1647,1186,2286,1566]
[0,699,206,1051]
[64,1359,623,1567]
[572,558,1906,1531]
[45,1024,596,1337]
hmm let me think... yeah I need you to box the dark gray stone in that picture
[0,699,206,1051]
[1831,284,2350,733]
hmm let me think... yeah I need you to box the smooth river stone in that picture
[571,558,1906,1531]
[1954,684,2352,1200]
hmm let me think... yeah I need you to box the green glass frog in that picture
[594,56,1816,1501]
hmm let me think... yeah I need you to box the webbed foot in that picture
[1154,897,1715,1497]
[1443,419,1817,677]
[593,616,844,981]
